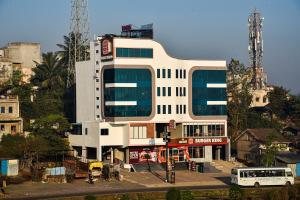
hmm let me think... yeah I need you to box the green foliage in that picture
[166,188,181,200]
[0,134,26,158]
[227,59,253,140]
[266,188,289,200]
[262,134,278,167]
[121,193,131,200]
[229,184,244,200]
[181,190,194,200]
[84,195,96,200]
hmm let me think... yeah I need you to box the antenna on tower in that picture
[248,8,266,90]
[67,0,90,87]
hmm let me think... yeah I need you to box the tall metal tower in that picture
[67,0,90,87]
[248,8,266,89]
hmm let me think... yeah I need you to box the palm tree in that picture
[32,52,66,91]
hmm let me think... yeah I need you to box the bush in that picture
[121,193,131,200]
[166,188,181,200]
[84,195,96,200]
[229,184,244,200]
[181,190,194,200]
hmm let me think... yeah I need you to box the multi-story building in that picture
[0,42,41,82]
[0,95,23,140]
[69,32,230,165]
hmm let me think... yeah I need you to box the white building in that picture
[69,33,230,165]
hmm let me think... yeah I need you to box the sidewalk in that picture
[3,170,231,199]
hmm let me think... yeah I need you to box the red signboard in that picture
[168,137,228,147]
[129,147,157,164]
[122,24,132,31]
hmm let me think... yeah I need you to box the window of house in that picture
[96,87,99,91]
[96,50,99,53]
[0,125,4,131]
[162,87,166,96]
[168,105,171,114]
[188,146,205,158]
[96,61,99,65]
[180,87,182,96]
[101,129,109,135]
[256,97,260,102]
[11,125,16,132]
[176,69,178,78]
[183,87,186,96]
[96,70,99,73]
[8,106,12,113]
[263,97,267,103]
[0,107,4,113]
[96,79,99,82]
[176,87,178,96]
[180,69,182,78]
[157,69,160,78]
[183,105,186,114]
[157,105,161,114]
[96,115,100,118]
[168,69,171,78]
[168,87,171,96]
[163,105,166,114]
[96,105,99,109]
[96,97,100,100]
[183,70,186,79]
[157,87,161,96]
[130,126,147,139]
[176,105,179,114]
[180,105,182,114]
[85,128,88,135]
[162,69,166,78]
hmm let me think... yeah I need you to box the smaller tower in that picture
[248,8,266,89]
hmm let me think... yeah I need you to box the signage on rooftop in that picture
[101,35,113,62]
[121,23,154,39]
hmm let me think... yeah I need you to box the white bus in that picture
[231,167,294,187]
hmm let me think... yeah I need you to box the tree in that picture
[268,86,290,120]
[262,134,278,167]
[227,59,253,140]
[32,52,66,92]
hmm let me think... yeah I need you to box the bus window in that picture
[286,172,293,177]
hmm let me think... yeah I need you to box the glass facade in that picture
[116,48,153,58]
[183,124,225,137]
[104,68,152,117]
[192,70,226,115]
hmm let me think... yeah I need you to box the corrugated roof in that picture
[276,152,300,164]
[246,128,290,143]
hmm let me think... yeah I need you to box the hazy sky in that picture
[0,0,299,94]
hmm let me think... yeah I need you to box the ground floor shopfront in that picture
[127,137,230,165]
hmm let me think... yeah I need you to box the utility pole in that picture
[163,127,170,182]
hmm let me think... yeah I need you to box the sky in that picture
[0,0,300,94]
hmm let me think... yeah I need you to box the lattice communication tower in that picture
[67,0,90,87]
[248,9,266,89]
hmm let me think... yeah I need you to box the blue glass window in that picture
[116,48,153,58]
[192,70,226,116]
[104,68,152,117]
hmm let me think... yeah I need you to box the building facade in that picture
[0,42,41,82]
[0,95,23,140]
[69,34,230,165]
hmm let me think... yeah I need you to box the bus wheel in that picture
[254,182,260,188]
[285,181,291,187]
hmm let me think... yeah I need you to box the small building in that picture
[0,42,41,82]
[276,152,300,177]
[0,95,23,140]
[234,128,291,165]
